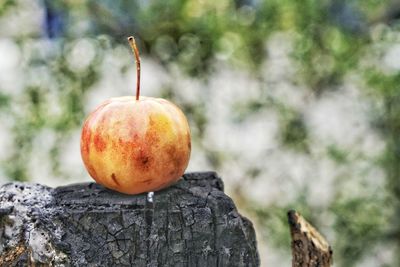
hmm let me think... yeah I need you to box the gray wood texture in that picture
[0,172,259,266]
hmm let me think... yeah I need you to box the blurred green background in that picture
[0,0,399,266]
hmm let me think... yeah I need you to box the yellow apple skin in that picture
[80,96,191,195]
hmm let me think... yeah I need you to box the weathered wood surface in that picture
[0,172,259,266]
[288,210,333,267]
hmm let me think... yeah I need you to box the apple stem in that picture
[128,36,141,101]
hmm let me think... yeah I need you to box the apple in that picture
[80,36,191,195]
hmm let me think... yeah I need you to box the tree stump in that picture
[0,172,259,266]
[288,210,333,267]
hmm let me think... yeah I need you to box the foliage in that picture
[1,0,399,265]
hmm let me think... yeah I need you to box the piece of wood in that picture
[288,210,333,267]
[0,172,259,266]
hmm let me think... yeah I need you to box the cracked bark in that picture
[288,210,333,267]
[0,172,259,266]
